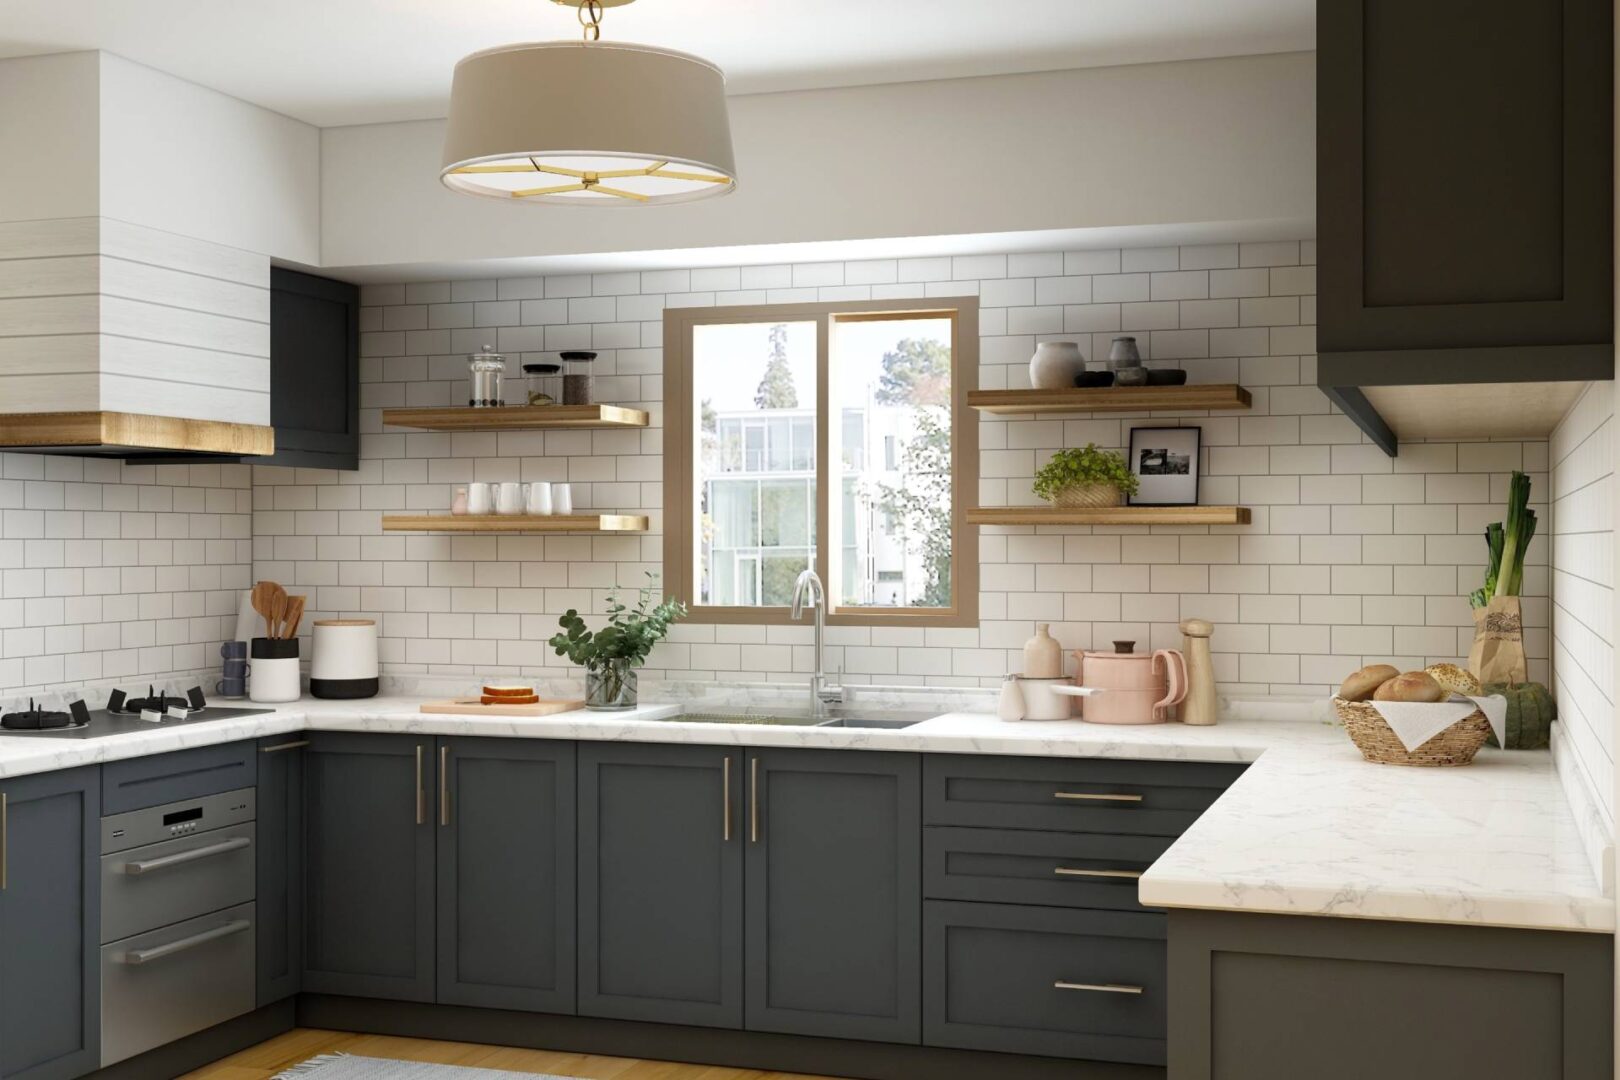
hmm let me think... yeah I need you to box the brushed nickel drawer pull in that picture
[124,919,251,966]
[125,836,251,875]
[1053,791,1143,803]
[749,757,759,843]
[1054,867,1143,879]
[723,756,732,842]
[259,739,309,753]
[1,792,7,891]
[1054,980,1144,995]
[439,745,450,827]
[415,745,426,825]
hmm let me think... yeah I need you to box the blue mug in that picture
[221,657,247,678]
[215,676,246,698]
[220,640,247,660]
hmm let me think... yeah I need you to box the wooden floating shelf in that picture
[967,506,1251,526]
[382,514,649,533]
[381,405,650,431]
[966,384,1252,415]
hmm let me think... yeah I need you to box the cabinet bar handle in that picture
[415,745,425,825]
[1054,867,1143,879]
[1054,980,1144,995]
[749,757,759,843]
[126,836,251,875]
[1053,791,1143,803]
[1,792,7,891]
[124,919,252,966]
[260,739,309,753]
[723,756,732,842]
[439,745,450,826]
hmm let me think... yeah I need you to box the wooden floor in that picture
[181,1028,848,1080]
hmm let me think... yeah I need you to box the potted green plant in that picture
[1032,443,1139,508]
[549,576,687,710]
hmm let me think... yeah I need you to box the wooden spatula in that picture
[251,581,279,639]
[282,595,306,639]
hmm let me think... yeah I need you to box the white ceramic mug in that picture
[553,482,573,515]
[467,482,494,515]
[526,481,553,515]
[496,481,525,515]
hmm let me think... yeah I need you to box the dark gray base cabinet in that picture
[302,733,437,1002]
[256,736,307,1006]
[437,737,575,1014]
[746,749,920,1044]
[1169,909,1613,1079]
[577,743,744,1028]
[0,767,100,1080]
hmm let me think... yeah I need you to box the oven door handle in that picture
[123,835,251,876]
[122,919,251,966]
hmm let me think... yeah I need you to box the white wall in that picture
[98,53,320,266]
[0,52,100,223]
[320,52,1315,270]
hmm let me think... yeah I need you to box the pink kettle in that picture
[1074,641,1187,724]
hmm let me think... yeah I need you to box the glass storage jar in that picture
[467,344,507,407]
[560,350,597,405]
[523,362,562,406]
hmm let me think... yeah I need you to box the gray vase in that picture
[1108,337,1148,386]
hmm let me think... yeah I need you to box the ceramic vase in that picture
[1029,341,1086,389]
[1022,624,1063,678]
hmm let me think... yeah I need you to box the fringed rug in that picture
[273,1054,581,1079]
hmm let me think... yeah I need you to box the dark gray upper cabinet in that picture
[256,735,307,1006]
[302,732,436,1001]
[744,749,921,1044]
[577,743,744,1029]
[264,268,360,470]
[1317,0,1613,454]
[0,767,100,1080]
[437,737,576,1014]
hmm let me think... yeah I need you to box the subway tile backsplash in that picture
[0,240,1550,698]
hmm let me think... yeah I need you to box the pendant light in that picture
[441,0,737,205]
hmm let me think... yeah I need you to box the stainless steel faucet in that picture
[790,568,841,719]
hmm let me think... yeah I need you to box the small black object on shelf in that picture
[1145,368,1189,386]
[1073,370,1115,388]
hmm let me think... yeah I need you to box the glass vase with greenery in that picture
[549,576,687,710]
[1032,444,1140,508]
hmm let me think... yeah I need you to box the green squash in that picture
[1482,681,1556,750]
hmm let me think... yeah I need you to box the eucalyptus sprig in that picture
[549,574,687,671]
[1032,443,1139,502]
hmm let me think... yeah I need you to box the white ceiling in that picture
[0,0,1315,127]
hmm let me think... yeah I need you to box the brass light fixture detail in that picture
[441,0,738,206]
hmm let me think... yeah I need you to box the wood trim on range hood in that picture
[0,412,275,457]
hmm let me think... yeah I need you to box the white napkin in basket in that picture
[1367,693,1506,752]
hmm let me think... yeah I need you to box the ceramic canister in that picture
[1074,645,1187,724]
[309,619,379,699]
[249,637,302,704]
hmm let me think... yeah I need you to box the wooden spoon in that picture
[267,589,288,640]
[282,596,306,639]
[251,581,279,639]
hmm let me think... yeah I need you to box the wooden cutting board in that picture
[419,698,585,717]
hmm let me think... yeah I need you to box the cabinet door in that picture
[745,749,920,1043]
[302,733,435,1001]
[578,743,743,1028]
[256,735,307,1006]
[0,767,99,1080]
[265,268,359,469]
[437,737,575,1013]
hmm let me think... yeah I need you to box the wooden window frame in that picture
[665,297,979,628]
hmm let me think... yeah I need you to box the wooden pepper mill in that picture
[1179,618,1218,726]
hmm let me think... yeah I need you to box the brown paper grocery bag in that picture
[1469,596,1527,686]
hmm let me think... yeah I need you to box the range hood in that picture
[0,412,274,460]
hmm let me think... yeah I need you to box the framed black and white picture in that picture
[1127,426,1201,506]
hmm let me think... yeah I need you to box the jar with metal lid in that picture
[467,344,507,407]
[523,362,562,406]
[560,350,597,405]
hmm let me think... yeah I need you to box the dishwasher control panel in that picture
[101,788,256,854]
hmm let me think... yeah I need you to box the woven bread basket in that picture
[1332,696,1491,766]
[1051,483,1124,509]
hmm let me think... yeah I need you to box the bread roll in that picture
[1373,671,1445,703]
[1340,664,1399,702]
[1423,663,1480,697]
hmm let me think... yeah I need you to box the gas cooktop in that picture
[0,705,277,739]
[0,683,275,739]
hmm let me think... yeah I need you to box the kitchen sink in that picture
[675,708,928,730]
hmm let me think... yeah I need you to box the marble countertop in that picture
[0,694,1607,935]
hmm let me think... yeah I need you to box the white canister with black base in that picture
[249,638,301,703]
[310,619,379,699]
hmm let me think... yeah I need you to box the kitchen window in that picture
[665,298,979,626]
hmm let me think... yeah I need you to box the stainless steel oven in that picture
[99,789,257,1066]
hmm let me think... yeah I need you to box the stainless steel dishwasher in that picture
[99,788,257,1066]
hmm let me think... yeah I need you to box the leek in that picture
[1480,471,1535,604]
[1470,522,1505,609]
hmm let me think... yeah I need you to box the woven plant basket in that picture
[1332,696,1491,766]
[1051,483,1124,509]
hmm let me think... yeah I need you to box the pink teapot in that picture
[1074,641,1187,725]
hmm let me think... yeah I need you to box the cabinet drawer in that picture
[924,754,1243,836]
[102,742,257,815]
[101,823,257,943]
[924,827,1170,912]
[923,900,1165,1066]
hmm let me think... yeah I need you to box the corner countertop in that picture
[0,694,1608,935]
